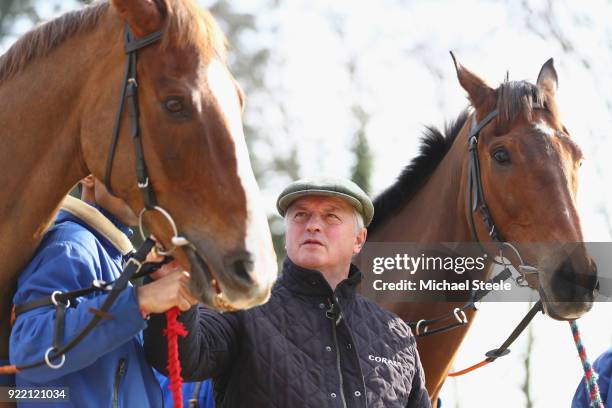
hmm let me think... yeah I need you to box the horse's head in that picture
[452,55,598,320]
[80,0,277,310]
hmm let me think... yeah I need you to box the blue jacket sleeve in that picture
[9,242,147,382]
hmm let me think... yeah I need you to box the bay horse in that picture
[0,0,277,375]
[367,56,598,404]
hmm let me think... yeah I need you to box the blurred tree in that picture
[350,104,372,194]
[0,0,39,38]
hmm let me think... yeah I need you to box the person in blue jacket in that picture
[572,347,612,407]
[9,175,197,407]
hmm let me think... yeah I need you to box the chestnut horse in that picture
[367,56,598,404]
[0,0,277,375]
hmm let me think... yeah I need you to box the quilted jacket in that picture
[145,258,431,408]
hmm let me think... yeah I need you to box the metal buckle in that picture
[51,291,70,308]
[453,308,468,324]
[137,177,149,189]
[415,319,428,336]
[468,135,478,149]
[44,347,65,369]
[124,257,143,273]
[138,205,191,256]
[496,243,539,288]
[516,265,538,287]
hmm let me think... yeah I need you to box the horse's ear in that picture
[111,0,166,38]
[450,51,495,111]
[536,58,558,97]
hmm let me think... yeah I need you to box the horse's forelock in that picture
[496,80,548,125]
[161,0,227,62]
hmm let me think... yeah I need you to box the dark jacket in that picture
[145,258,430,408]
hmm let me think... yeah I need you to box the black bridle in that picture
[466,109,503,243]
[465,108,540,287]
[408,109,543,370]
[104,24,162,210]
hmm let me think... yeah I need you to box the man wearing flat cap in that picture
[144,177,430,408]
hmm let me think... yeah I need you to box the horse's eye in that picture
[164,98,184,113]
[492,148,511,164]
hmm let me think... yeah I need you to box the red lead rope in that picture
[164,307,188,408]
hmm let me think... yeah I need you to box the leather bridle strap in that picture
[448,300,543,377]
[466,109,502,243]
[15,238,156,370]
[104,24,162,210]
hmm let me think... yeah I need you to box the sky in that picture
[2,0,611,406]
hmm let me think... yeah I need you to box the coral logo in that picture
[368,354,403,368]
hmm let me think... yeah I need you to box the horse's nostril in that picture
[551,258,575,302]
[552,257,598,301]
[230,257,254,285]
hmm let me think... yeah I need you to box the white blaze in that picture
[206,60,278,305]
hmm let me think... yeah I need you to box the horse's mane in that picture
[369,109,470,233]
[369,78,546,233]
[0,0,227,85]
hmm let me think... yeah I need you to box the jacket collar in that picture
[58,196,134,256]
[279,257,362,299]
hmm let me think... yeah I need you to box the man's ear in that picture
[111,0,166,38]
[353,228,367,255]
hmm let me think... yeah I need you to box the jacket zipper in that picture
[328,299,348,408]
[112,358,127,408]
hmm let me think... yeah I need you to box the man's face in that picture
[285,195,366,273]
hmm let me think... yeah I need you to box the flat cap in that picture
[276,177,374,227]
